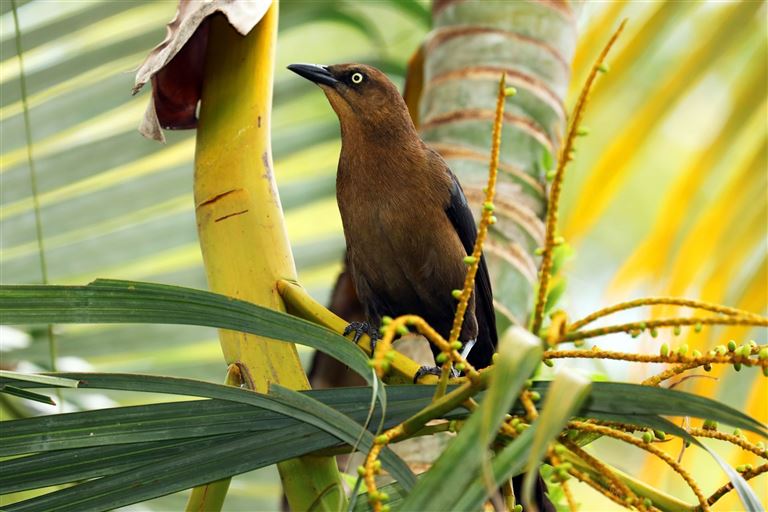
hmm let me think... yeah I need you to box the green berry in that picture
[759,348,768,360]
[546,169,556,181]
[673,325,681,336]
[357,465,366,476]
[375,434,388,444]
[660,343,670,357]
[451,289,462,299]
[642,431,653,443]
[728,340,737,351]
[513,505,523,512]
[715,345,727,355]
[483,202,495,212]
[692,349,702,358]
[381,316,393,325]
[396,325,409,336]
[644,498,653,508]
[597,63,610,73]
[694,322,703,333]
[436,353,448,364]
[463,255,477,264]
[703,419,718,430]
[504,86,517,97]
[554,444,566,455]
[451,341,463,350]
[576,126,590,136]
[489,215,498,225]
[530,391,541,401]
[653,430,666,441]
[455,363,465,372]
[677,344,689,357]
[650,327,658,338]
[543,359,554,367]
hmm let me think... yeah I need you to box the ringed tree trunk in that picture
[416,0,579,331]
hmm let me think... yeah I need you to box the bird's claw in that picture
[413,365,460,383]
[343,321,380,353]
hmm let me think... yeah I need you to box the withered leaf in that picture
[134,0,272,142]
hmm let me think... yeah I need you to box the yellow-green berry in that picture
[381,316,393,325]
[513,505,523,512]
[455,363,465,372]
[642,431,653,443]
[451,341,463,350]
[567,429,580,440]
[660,343,669,357]
[653,430,666,441]
[436,353,448,364]
[733,428,743,437]
[516,423,528,433]
[650,327,658,338]
[489,215,498,224]
[759,348,768,360]
[381,506,390,512]
[357,465,366,476]
[546,169,557,181]
[367,360,376,368]
[451,289,462,299]
[677,344,689,357]
[597,63,610,73]
[554,444,566,455]
[396,325,409,336]
[483,202,495,212]
[692,349,702,358]
[375,434,388,444]
[530,391,541,401]
[379,492,390,502]
[673,325,681,336]
[749,339,757,347]
[740,345,753,358]
[534,247,544,255]
[727,340,737,352]
[504,86,517,97]
[463,255,477,264]
[380,361,390,372]
[385,350,396,361]
[554,235,565,245]
[736,464,747,472]
[373,460,382,472]
[543,358,554,367]
[644,498,653,508]
[703,419,717,430]
[576,126,590,136]
[715,345,727,355]
[694,322,703,333]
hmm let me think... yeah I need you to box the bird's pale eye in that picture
[351,72,364,84]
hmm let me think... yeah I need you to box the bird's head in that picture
[287,63,415,138]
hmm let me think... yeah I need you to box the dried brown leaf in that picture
[134,0,272,142]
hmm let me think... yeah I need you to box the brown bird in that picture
[287,62,497,372]
[289,62,554,512]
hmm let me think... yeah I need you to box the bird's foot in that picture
[343,321,380,353]
[413,365,460,383]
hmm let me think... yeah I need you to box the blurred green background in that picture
[1,0,765,510]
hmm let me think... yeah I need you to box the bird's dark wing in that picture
[444,171,498,368]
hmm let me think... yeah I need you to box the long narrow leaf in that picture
[400,327,542,510]
[522,369,591,508]
[0,280,375,387]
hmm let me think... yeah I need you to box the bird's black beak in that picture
[287,63,339,87]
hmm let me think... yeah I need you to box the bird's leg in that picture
[413,365,460,383]
[343,321,380,354]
